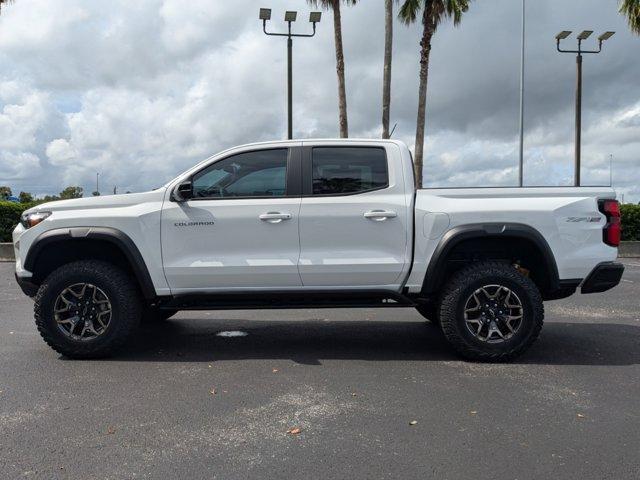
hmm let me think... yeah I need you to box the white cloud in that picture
[0,0,637,202]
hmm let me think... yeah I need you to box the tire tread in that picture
[439,261,544,362]
[34,260,141,359]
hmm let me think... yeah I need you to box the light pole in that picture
[260,8,321,140]
[518,0,525,187]
[556,30,615,186]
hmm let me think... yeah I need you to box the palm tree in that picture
[382,0,397,138]
[399,0,471,187]
[620,0,640,34]
[0,0,14,14]
[308,0,357,138]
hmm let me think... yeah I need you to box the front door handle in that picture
[364,210,397,222]
[259,212,292,223]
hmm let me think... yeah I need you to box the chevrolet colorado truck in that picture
[13,139,624,361]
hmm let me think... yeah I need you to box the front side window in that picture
[312,147,388,195]
[192,149,288,199]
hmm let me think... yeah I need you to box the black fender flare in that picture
[24,227,156,300]
[421,223,560,295]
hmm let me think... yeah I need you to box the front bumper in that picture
[581,262,625,294]
[15,273,39,298]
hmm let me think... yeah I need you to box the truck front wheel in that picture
[439,261,544,362]
[34,260,142,359]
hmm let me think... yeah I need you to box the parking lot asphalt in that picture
[1,260,639,480]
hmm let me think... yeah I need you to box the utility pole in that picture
[260,8,321,140]
[556,30,615,186]
[96,173,99,194]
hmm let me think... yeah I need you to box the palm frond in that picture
[0,0,14,14]
[307,0,359,10]
[445,0,470,26]
[399,0,470,27]
[620,0,640,35]
[398,0,422,25]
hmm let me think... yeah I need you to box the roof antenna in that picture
[389,122,397,138]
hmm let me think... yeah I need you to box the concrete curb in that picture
[1,241,640,263]
[0,243,13,262]
[618,241,640,258]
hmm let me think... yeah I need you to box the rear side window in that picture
[312,147,388,195]
[192,149,287,199]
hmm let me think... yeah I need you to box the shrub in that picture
[0,201,36,242]
[621,204,640,242]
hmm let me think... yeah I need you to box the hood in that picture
[26,189,167,214]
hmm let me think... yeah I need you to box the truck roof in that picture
[232,138,408,149]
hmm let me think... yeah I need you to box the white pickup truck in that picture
[13,139,624,361]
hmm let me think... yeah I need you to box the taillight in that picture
[599,199,621,247]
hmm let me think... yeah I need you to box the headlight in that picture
[20,211,51,229]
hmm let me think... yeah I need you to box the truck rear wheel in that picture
[439,261,544,362]
[34,260,142,359]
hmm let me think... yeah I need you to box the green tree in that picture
[18,191,33,203]
[308,0,358,138]
[399,0,471,187]
[59,186,83,199]
[620,0,640,34]
[92,191,100,196]
[0,186,12,199]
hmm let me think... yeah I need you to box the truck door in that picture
[297,143,411,287]
[161,146,303,292]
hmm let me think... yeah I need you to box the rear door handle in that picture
[364,210,397,221]
[259,212,292,223]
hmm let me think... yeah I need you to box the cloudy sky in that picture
[0,0,638,202]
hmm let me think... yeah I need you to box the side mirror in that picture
[172,180,193,202]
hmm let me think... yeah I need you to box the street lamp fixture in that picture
[260,8,321,140]
[576,30,593,41]
[555,29,615,186]
[555,30,572,41]
[259,8,271,21]
[598,31,616,43]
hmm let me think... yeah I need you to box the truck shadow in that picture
[116,318,640,367]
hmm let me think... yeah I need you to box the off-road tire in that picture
[439,261,544,362]
[415,304,440,326]
[34,260,142,359]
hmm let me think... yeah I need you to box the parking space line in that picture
[621,261,640,267]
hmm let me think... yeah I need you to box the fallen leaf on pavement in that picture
[106,427,115,435]
[287,427,302,435]
[577,413,585,418]
[209,388,216,395]
[409,420,417,426]
[470,411,477,415]
[272,369,279,373]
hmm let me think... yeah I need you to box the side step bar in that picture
[158,290,418,310]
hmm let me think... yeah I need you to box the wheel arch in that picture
[24,227,156,300]
[421,223,562,299]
